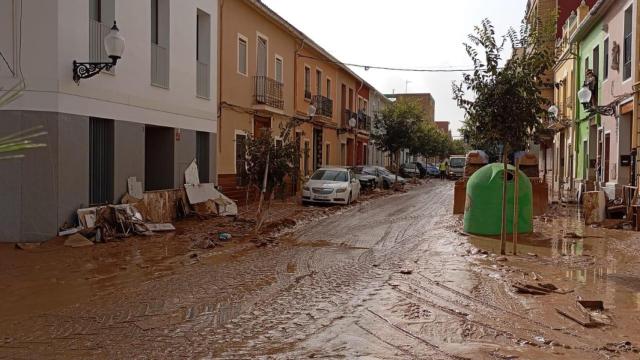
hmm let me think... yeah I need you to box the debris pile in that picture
[55,159,238,247]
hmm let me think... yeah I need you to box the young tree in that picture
[452,18,555,254]
[240,119,300,231]
[371,100,424,185]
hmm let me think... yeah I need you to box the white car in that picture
[302,167,361,205]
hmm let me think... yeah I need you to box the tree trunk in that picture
[255,151,270,234]
[512,158,520,255]
[500,146,509,255]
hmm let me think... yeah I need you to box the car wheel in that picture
[383,180,389,190]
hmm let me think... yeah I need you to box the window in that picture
[592,45,599,80]
[623,5,632,80]
[326,78,332,98]
[196,10,211,98]
[585,57,589,74]
[603,38,609,80]
[89,0,114,62]
[257,35,268,76]
[275,56,283,83]
[238,35,248,75]
[316,69,322,95]
[151,0,170,87]
[90,0,102,22]
[304,66,311,99]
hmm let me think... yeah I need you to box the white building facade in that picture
[0,0,218,242]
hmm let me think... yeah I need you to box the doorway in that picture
[89,117,114,204]
[312,127,323,170]
[604,133,610,182]
[145,125,174,191]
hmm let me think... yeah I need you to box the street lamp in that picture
[548,105,559,119]
[349,116,357,166]
[577,84,616,116]
[577,85,592,110]
[73,21,125,84]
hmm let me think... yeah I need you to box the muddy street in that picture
[1,181,640,359]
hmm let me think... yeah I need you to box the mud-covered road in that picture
[2,181,640,359]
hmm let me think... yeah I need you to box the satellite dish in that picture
[308,104,316,117]
[348,117,357,128]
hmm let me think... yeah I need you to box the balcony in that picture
[196,61,210,98]
[151,43,170,88]
[341,109,354,128]
[312,95,333,118]
[357,112,371,132]
[254,76,284,110]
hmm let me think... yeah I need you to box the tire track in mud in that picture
[0,183,456,359]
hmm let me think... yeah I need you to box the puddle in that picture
[467,204,640,316]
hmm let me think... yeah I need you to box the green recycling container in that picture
[463,163,533,235]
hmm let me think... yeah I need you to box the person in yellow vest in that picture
[439,160,448,180]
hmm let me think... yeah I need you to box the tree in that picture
[448,139,468,156]
[452,18,555,254]
[371,100,424,184]
[410,123,450,161]
[240,119,300,231]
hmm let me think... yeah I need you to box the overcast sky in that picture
[262,0,528,137]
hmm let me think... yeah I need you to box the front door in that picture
[313,128,323,170]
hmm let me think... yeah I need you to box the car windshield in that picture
[311,169,348,182]
[450,158,465,167]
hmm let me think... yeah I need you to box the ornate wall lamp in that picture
[73,21,125,84]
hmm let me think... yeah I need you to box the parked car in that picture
[302,167,361,205]
[400,162,421,178]
[448,155,466,179]
[425,163,440,177]
[357,166,406,189]
[350,166,378,191]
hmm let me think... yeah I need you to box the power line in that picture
[296,54,483,73]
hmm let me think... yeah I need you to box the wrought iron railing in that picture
[254,76,284,109]
[151,43,170,87]
[197,61,210,98]
[312,95,333,118]
[342,109,355,128]
[357,113,371,131]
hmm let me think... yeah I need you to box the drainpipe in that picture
[294,38,305,177]
[355,80,364,166]
[217,0,224,154]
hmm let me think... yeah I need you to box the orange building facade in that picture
[217,0,376,200]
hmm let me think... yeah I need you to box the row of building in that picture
[526,0,639,203]
[0,0,438,242]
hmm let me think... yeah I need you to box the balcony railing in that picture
[254,76,284,110]
[342,109,354,128]
[151,43,170,88]
[312,95,333,118]
[357,112,371,131]
[89,19,110,62]
[197,61,210,98]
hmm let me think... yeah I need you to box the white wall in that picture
[1,0,218,133]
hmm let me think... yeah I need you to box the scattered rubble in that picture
[64,233,94,248]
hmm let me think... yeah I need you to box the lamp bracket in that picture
[73,57,118,84]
